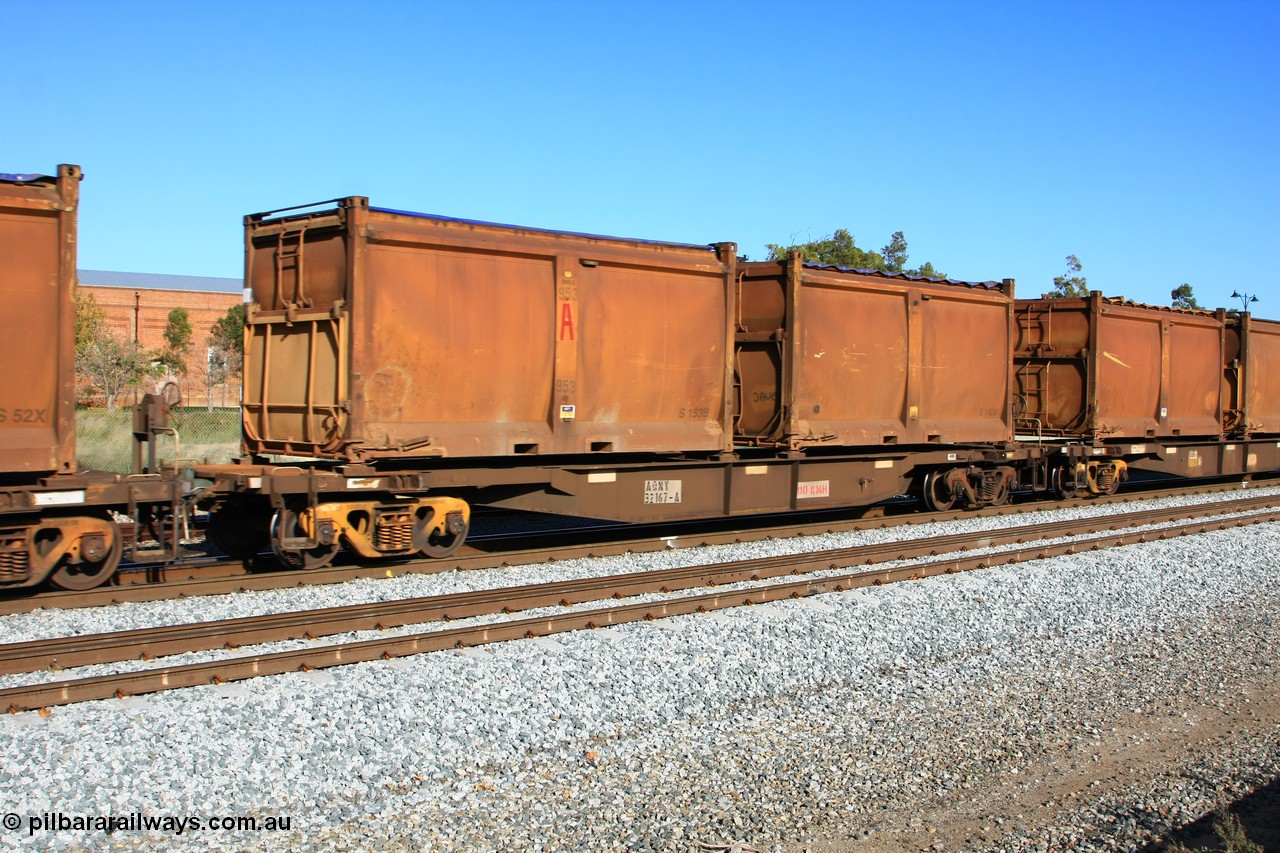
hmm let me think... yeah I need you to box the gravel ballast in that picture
[1,494,1277,852]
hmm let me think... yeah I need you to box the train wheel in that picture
[987,478,1011,507]
[270,506,340,570]
[48,522,122,591]
[1052,466,1079,500]
[415,509,469,559]
[922,470,956,512]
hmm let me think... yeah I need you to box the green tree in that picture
[74,286,107,356]
[204,303,245,409]
[767,228,886,269]
[768,229,945,278]
[882,231,908,272]
[914,261,946,279]
[159,307,193,375]
[1170,283,1201,310]
[79,333,161,412]
[209,303,245,363]
[75,285,116,405]
[1049,255,1089,298]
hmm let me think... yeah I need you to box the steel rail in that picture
[2,493,1277,676]
[0,480,1268,617]
[3,503,1278,713]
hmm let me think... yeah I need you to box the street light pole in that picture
[134,291,141,405]
[1230,290,1259,313]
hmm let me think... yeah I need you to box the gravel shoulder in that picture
[794,656,1280,852]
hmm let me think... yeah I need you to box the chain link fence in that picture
[76,407,243,473]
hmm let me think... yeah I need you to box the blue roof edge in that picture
[77,269,243,292]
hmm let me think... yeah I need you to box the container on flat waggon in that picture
[240,198,738,463]
[1012,294,1225,441]
[0,165,80,477]
[733,253,1017,450]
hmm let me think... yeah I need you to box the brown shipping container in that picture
[0,165,80,476]
[1014,294,1224,440]
[1224,314,1280,436]
[242,199,737,461]
[735,256,1016,448]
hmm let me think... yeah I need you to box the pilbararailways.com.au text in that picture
[8,810,293,836]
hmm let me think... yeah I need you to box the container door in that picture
[1244,318,1280,435]
[242,218,350,457]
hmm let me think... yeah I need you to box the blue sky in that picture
[7,0,1277,312]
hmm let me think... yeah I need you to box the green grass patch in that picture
[76,407,242,473]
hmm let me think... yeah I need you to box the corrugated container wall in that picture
[735,255,1016,449]
[1224,314,1280,436]
[241,198,737,461]
[1013,294,1225,440]
[0,165,80,476]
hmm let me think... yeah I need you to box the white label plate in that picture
[643,479,682,504]
[797,480,831,499]
[33,490,86,506]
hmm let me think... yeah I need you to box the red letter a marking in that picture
[559,303,576,341]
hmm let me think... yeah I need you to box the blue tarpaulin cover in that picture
[801,261,1001,288]
[370,206,718,252]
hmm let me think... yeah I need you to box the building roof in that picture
[78,269,243,293]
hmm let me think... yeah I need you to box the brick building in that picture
[78,269,244,408]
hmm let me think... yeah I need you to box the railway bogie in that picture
[0,513,121,591]
[0,468,187,589]
[275,496,471,567]
[201,466,471,567]
[918,464,1019,511]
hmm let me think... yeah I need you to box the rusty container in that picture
[734,255,1016,448]
[1223,313,1280,436]
[0,165,81,476]
[1013,294,1224,440]
[241,198,737,461]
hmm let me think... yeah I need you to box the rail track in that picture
[2,491,1277,713]
[1,478,1270,617]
